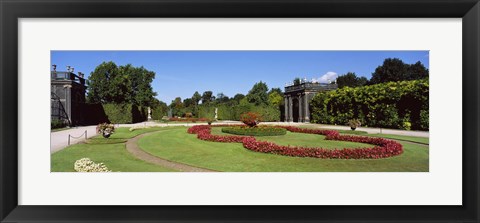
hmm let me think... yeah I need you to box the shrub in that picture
[222,126,287,136]
[310,79,429,130]
[51,119,67,129]
[420,110,429,130]
[240,112,262,127]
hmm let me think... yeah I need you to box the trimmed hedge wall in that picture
[198,104,281,122]
[83,103,147,124]
[310,79,429,130]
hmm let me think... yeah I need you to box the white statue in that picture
[214,108,218,120]
[147,107,152,120]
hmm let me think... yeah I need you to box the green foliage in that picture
[151,100,168,120]
[222,126,287,136]
[201,91,214,104]
[51,119,67,129]
[268,91,283,107]
[310,79,429,130]
[370,58,429,84]
[102,104,147,124]
[86,62,157,107]
[246,81,269,106]
[420,110,429,130]
[336,72,368,88]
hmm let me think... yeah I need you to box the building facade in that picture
[51,65,86,126]
[284,81,337,122]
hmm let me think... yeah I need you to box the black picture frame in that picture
[1,0,479,222]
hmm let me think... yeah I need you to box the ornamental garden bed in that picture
[188,125,403,159]
[221,126,287,136]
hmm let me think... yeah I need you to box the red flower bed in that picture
[187,125,403,159]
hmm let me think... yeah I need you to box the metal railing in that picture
[68,130,87,145]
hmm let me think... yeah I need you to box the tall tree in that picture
[406,61,429,80]
[232,93,245,104]
[192,91,202,106]
[201,91,214,104]
[87,61,129,104]
[336,72,368,88]
[246,81,269,106]
[119,64,157,107]
[216,92,229,103]
[86,61,157,106]
[370,58,409,84]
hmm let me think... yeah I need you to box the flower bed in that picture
[221,126,287,136]
[187,125,403,159]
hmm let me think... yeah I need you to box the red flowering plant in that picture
[240,112,262,127]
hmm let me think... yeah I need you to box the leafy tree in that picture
[86,61,157,106]
[183,98,194,108]
[246,81,269,106]
[87,61,129,104]
[268,87,283,96]
[268,91,283,107]
[370,58,408,84]
[370,58,429,84]
[216,92,229,104]
[119,64,157,106]
[201,91,215,104]
[232,94,245,104]
[336,72,368,88]
[406,61,429,80]
[169,97,184,116]
[192,91,202,106]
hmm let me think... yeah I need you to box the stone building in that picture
[284,80,337,122]
[51,65,86,126]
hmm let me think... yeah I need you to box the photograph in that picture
[51,50,429,172]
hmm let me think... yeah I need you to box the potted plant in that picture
[97,123,115,138]
[348,119,361,131]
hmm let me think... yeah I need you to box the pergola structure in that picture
[284,81,337,123]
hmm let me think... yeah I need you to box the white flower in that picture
[74,158,111,172]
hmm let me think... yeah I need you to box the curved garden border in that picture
[188,125,403,159]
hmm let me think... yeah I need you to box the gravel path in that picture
[125,131,217,172]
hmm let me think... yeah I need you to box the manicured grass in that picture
[296,125,428,144]
[86,138,127,144]
[51,127,179,172]
[138,127,429,172]
[368,134,429,144]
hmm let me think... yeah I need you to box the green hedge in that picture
[214,104,280,122]
[102,104,147,124]
[310,79,429,130]
[221,126,287,136]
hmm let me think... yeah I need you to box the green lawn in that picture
[138,127,429,172]
[296,125,429,144]
[51,127,180,172]
[367,134,429,144]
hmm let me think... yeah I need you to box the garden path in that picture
[50,125,98,153]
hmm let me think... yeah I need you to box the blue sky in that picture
[51,51,429,103]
